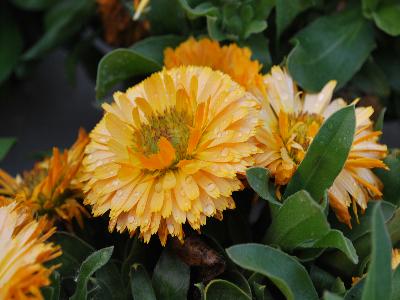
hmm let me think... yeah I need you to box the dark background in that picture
[1,50,399,175]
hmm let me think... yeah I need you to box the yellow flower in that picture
[81,66,260,245]
[0,202,61,299]
[164,37,265,97]
[254,66,387,225]
[0,129,90,228]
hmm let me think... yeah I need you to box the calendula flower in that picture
[97,0,149,47]
[0,202,61,299]
[81,66,260,245]
[0,129,90,227]
[164,37,265,97]
[254,66,387,225]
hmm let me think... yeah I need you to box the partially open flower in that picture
[0,202,61,299]
[254,66,387,225]
[0,129,90,227]
[164,37,265,97]
[81,66,260,245]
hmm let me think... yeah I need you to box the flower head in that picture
[164,37,265,97]
[0,129,90,227]
[255,66,387,225]
[81,66,260,245]
[0,202,61,299]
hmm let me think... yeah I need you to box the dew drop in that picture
[207,183,216,191]
[167,223,174,233]
[205,203,214,215]
[154,182,162,192]
[221,148,229,157]
[128,215,135,224]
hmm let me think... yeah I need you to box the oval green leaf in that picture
[287,9,375,91]
[205,279,252,300]
[246,167,280,205]
[226,243,318,300]
[130,264,157,300]
[152,249,190,300]
[361,203,392,300]
[372,3,400,36]
[284,105,356,201]
[70,246,114,300]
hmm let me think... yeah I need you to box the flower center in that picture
[279,112,323,164]
[136,108,192,162]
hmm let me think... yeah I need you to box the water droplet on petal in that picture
[128,215,135,224]
[221,148,229,157]
[167,223,174,233]
[154,182,162,192]
[207,183,216,191]
[205,203,214,215]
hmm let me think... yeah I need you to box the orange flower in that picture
[0,202,61,299]
[81,66,260,245]
[164,37,265,97]
[254,66,387,225]
[0,129,90,227]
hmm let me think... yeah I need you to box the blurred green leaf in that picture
[246,167,280,205]
[361,203,392,299]
[284,105,356,201]
[94,261,126,300]
[222,271,252,298]
[276,0,320,38]
[362,0,380,17]
[344,278,365,300]
[0,7,22,84]
[42,271,60,300]
[204,279,252,300]
[0,137,16,161]
[131,35,184,64]
[287,8,375,92]
[22,0,95,61]
[130,264,157,300]
[240,34,272,71]
[375,151,400,206]
[374,107,386,132]
[50,232,94,277]
[11,0,55,10]
[392,266,400,300]
[70,246,114,300]
[147,0,188,35]
[324,292,343,300]
[266,190,358,263]
[372,3,400,36]
[177,0,218,18]
[226,243,318,300]
[95,49,160,101]
[152,249,190,300]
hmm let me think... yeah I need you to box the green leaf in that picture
[344,278,365,300]
[0,7,22,84]
[177,0,219,18]
[0,137,16,161]
[287,9,375,92]
[146,0,188,35]
[11,0,55,10]
[204,279,252,300]
[392,266,400,300]
[374,107,386,132]
[130,264,157,300]
[152,249,190,300]
[362,0,380,17]
[361,203,392,300]
[372,3,400,36]
[375,151,400,206]
[94,261,126,300]
[324,292,343,300]
[276,0,320,38]
[131,35,184,65]
[246,167,281,205]
[42,271,60,300]
[266,190,358,263]
[50,232,94,277]
[226,243,318,300]
[22,0,95,61]
[70,246,114,300]
[95,49,161,101]
[284,105,356,201]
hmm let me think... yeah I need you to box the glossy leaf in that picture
[11,0,55,10]
[372,3,400,36]
[287,9,375,91]
[0,137,16,161]
[22,0,95,61]
[70,246,114,300]
[226,243,318,300]
[361,203,392,300]
[246,167,280,205]
[284,105,356,201]
[276,0,320,38]
[152,249,190,300]
[375,151,400,206]
[130,264,157,300]
[204,279,251,300]
[0,8,22,83]
[266,191,358,263]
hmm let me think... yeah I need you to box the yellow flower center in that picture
[278,112,323,164]
[135,107,192,169]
